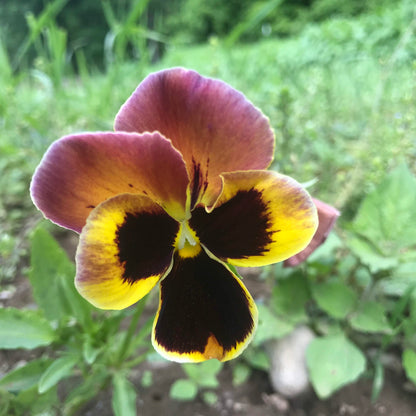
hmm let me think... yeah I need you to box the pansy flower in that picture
[31,68,318,362]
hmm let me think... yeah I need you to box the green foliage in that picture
[0,228,153,415]
[403,349,416,386]
[306,335,366,398]
[38,355,78,394]
[112,373,137,416]
[350,163,416,270]
[348,302,391,334]
[170,360,222,403]
[311,280,358,319]
[29,227,91,327]
[170,379,198,401]
[0,358,53,393]
[0,308,55,349]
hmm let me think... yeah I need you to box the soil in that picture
[1,231,416,416]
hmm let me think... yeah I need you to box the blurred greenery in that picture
[0,0,416,413]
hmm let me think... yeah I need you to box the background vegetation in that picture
[0,0,415,414]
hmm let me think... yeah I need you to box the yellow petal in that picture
[190,170,318,267]
[75,193,179,310]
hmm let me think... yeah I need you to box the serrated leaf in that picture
[0,308,54,349]
[38,355,78,393]
[403,349,416,386]
[0,358,52,393]
[170,379,198,401]
[306,335,366,398]
[29,227,92,327]
[112,374,137,416]
[311,281,357,319]
[349,301,391,334]
[352,164,416,256]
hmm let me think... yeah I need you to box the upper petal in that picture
[30,131,189,232]
[189,170,318,267]
[284,198,340,267]
[75,193,180,310]
[114,68,275,208]
[152,249,258,362]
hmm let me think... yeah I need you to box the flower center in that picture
[176,221,201,258]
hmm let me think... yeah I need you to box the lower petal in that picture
[152,250,258,362]
[76,193,179,310]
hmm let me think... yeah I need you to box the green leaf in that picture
[306,335,366,399]
[82,336,101,365]
[243,347,270,371]
[141,370,153,388]
[352,163,416,257]
[0,308,54,349]
[254,303,294,346]
[348,235,398,273]
[403,349,416,386]
[38,355,78,393]
[13,384,59,415]
[0,391,10,416]
[202,391,218,405]
[349,301,391,334]
[112,374,137,416]
[371,359,384,401]
[376,262,416,296]
[232,362,251,386]
[311,281,358,319]
[183,360,222,388]
[29,227,92,328]
[170,379,198,401]
[0,358,52,393]
[271,272,309,324]
[64,367,108,414]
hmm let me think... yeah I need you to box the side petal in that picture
[284,199,340,267]
[115,68,275,208]
[30,131,189,233]
[189,170,318,267]
[152,250,258,362]
[75,193,179,310]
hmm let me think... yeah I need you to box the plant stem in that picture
[117,296,148,363]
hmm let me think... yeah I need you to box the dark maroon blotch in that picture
[116,211,179,284]
[154,250,254,354]
[190,189,273,259]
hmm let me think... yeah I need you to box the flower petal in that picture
[284,198,340,267]
[152,250,258,362]
[115,68,275,208]
[30,131,189,233]
[75,193,179,310]
[189,170,318,267]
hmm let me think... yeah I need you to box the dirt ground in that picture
[81,360,416,416]
[1,231,416,416]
